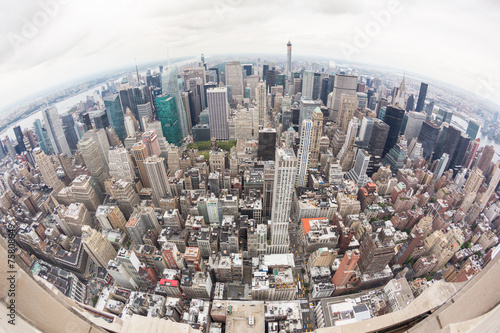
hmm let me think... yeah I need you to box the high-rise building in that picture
[258,128,277,161]
[416,82,428,112]
[393,228,424,266]
[331,250,360,289]
[346,149,371,187]
[433,124,461,164]
[42,107,72,156]
[33,148,64,193]
[131,142,150,188]
[286,41,292,78]
[434,153,449,179]
[103,94,126,143]
[299,98,321,133]
[256,81,267,127]
[320,76,334,106]
[77,137,109,191]
[13,125,26,152]
[61,114,78,153]
[108,147,135,182]
[82,129,110,164]
[33,119,53,155]
[156,94,183,146]
[207,87,230,140]
[466,120,480,140]
[449,133,470,171]
[81,226,117,267]
[225,61,244,103]
[418,120,440,161]
[309,108,323,168]
[383,106,405,157]
[302,71,315,99]
[463,167,484,195]
[108,179,140,219]
[296,119,313,187]
[162,66,189,138]
[338,94,358,134]
[404,111,426,143]
[268,149,297,254]
[144,155,171,205]
[57,202,94,237]
[95,205,127,231]
[477,145,495,175]
[368,119,390,158]
[359,116,374,149]
[357,227,396,274]
[480,162,500,209]
[328,74,358,122]
[71,175,102,212]
[465,138,481,169]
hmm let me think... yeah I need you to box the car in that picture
[309,302,314,307]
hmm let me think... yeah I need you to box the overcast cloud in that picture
[0,0,499,113]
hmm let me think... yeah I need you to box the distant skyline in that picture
[1,0,499,113]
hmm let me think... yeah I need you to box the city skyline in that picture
[1,0,500,114]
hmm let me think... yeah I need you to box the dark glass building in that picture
[416,82,428,112]
[449,132,471,173]
[320,76,334,106]
[103,93,126,142]
[466,120,480,140]
[156,94,183,146]
[418,120,440,160]
[13,125,26,152]
[382,106,405,157]
[258,129,277,161]
[61,114,79,152]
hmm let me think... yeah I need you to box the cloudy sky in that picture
[1,0,499,113]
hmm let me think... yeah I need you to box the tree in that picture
[304,283,310,288]
[301,268,305,274]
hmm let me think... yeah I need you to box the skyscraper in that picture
[449,133,470,171]
[131,142,150,188]
[162,66,189,138]
[103,94,126,143]
[309,108,323,168]
[368,119,390,158]
[207,87,230,140]
[256,82,267,127]
[328,74,358,122]
[302,70,315,99]
[298,98,321,133]
[480,162,500,209]
[359,116,374,149]
[81,226,117,267]
[42,107,72,156]
[286,41,292,79]
[434,153,449,179]
[296,119,313,187]
[33,119,53,155]
[465,138,481,169]
[258,128,277,161]
[357,227,396,274]
[404,111,426,143]
[61,114,78,153]
[13,125,26,152]
[466,120,480,140]
[108,147,135,182]
[33,148,64,193]
[418,120,440,160]
[269,149,297,254]
[144,155,171,206]
[338,94,358,134]
[416,82,428,112]
[331,250,359,289]
[156,94,183,146]
[346,149,371,187]
[225,61,244,104]
[383,106,405,157]
[77,138,109,191]
[477,145,495,175]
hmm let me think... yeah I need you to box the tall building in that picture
[103,94,126,143]
[383,106,405,157]
[13,125,26,152]
[480,162,500,209]
[131,142,150,188]
[95,205,127,231]
[207,87,230,140]
[286,41,292,78]
[328,74,358,122]
[434,153,449,179]
[302,70,315,99]
[404,111,426,143]
[225,61,244,104]
[299,98,321,133]
[433,124,461,163]
[77,137,109,191]
[331,250,360,289]
[108,147,135,182]
[81,226,117,267]
[295,119,313,187]
[416,83,428,112]
[144,155,171,205]
[258,128,277,161]
[256,81,267,127]
[346,149,371,187]
[61,114,78,152]
[357,227,396,274]
[162,66,189,137]
[418,120,440,161]
[156,95,183,146]
[33,148,64,193]
[359,116,374,148]
[368,119,390,158]
[466,120,480,140]
[71,175,101,212]
[393,228,424,266]
[463,167,484,195]
[449,133,470,171]
[33,119,53,155]
[338,94,358,134]
[309,108,323,168]
[42,107,72,156]
[477,145,495,175]
[465,138,481,169]
[320,76,334,106]
[57,203,94,237]
[269,149,297,254]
